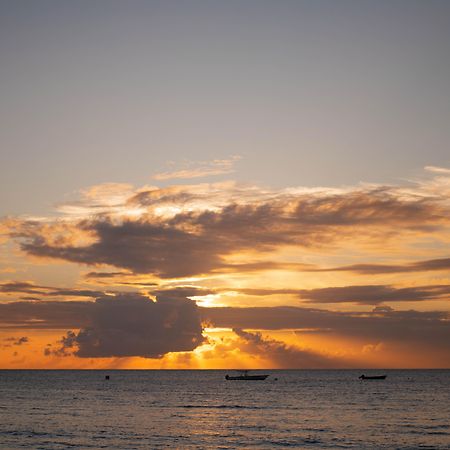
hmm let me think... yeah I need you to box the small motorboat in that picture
[359,374,387,380]
[225,370,269,381]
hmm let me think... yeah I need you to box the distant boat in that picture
[359,374,386,380]
[225,370,269,381]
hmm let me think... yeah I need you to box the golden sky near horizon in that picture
[1,165,450,368]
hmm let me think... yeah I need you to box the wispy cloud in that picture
[296,284,450,305]
[213,283,450,305]
[0,281,105,300]
[152,156,241,181]
[311,257,450,275]
[425,165,450,175]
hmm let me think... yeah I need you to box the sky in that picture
[1,0,449,369]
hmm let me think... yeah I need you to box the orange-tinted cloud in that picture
[1,296,449,364]
[7,181,450,278]
[202,306,450,357]
[152,156,241,181]
[2,169,450,368]
[221,284,450,305]
[311,257,450,275]
[231,328,350,368]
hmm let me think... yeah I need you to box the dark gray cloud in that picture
[1,298,449,361]
[20,220,225,277]
[297,284,450,305]
[312,257,450,275]
[0,300,93,329]
[12,185,448,277]
[0,282,47,295]
[2,336,29,347]
[202,306,450,353]
[128,189,200,208]
[84,271,131,279]
[217,284,450,305]
[48,294,205,358]
[0,281,104,299]
[290,187,443,228]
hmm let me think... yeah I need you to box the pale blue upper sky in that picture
[1,0,449,214]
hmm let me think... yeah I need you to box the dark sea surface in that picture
[0,370,449,449]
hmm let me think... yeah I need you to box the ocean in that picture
[0,370,449,449]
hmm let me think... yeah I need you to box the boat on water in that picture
[225,370,269,381]
[359,374,387,380]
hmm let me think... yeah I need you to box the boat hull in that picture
[359,375,386,380]
[225,374,269,380]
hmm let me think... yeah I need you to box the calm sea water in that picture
[0,370,449,449]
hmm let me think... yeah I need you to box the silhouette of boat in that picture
[359,374,386,380]
[225,370,269,380]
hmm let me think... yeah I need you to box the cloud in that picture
[15,336,29,345]
[218,284,450,305]
[48,293,205,358]
[296,284,450,305]
[126,180,280,213]
[0,281,105,300]
[313,257,450,275]
[55,182,137,217]
[2,168,450,366]
[152,156,241,181]
[84,271,133,279]
[0,300,93,329]
[12,181,448,278]
[3,296,431,331]
[425,166,450,175]
[232,328,348,368]
[2,336,29,347]
[216,261,316,273]
[1,297,449,364]
[18,219,227,277]
[202,306,450,353]
[0,281,47,295]
[149,286,216,301]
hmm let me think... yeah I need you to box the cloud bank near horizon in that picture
[0,293,449,366]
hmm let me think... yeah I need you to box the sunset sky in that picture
[1,0,450,369]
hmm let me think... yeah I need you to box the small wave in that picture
[0,430,71,439]
[402,424,450,431]
[404,429,450,437]
[261,437,324,447]
[181,404,265,409]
